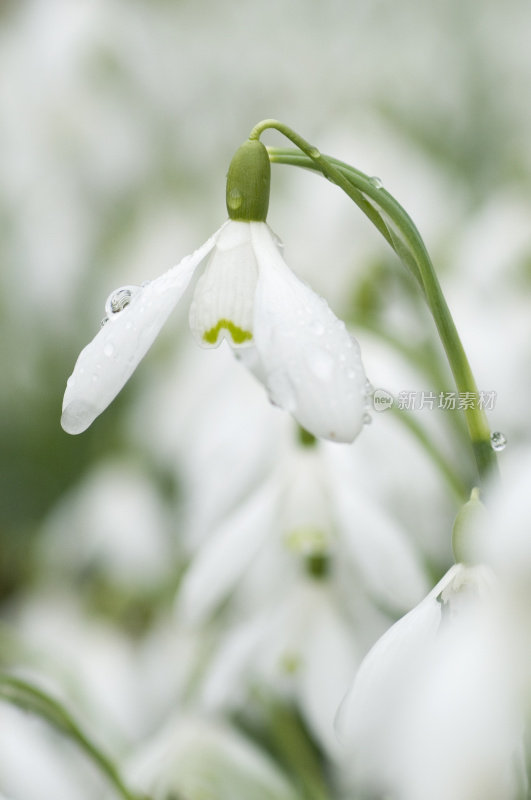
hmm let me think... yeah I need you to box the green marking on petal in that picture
[203,319,253,345]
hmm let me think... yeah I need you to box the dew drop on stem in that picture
[490,431,507,452]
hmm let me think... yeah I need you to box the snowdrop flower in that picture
[175,436,428,628]
[61,140,368,442]
[338,562,524,800]
[196,577,358,757]
[127,715,298,800]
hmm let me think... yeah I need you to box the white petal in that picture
[326,450,429,612]
[231,344,268,385]
[200,615,271,710]
[297,587,358,756]
[397,613,523,800]
[189,220,257,348]
[336,565,461,787]
[175,478,278,625]
[61,227,222,434]
[250,222,367,443]
[129,716,299,800]
[281,449,332,550]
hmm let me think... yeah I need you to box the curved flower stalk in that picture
[337,563,525,800]
[248,119,499,485]
[61,141,369,444]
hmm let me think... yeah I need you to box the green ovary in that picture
[203,319,253,345]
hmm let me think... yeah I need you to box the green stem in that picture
[249,119,498,486]
[250,123,403,276]
[0,674,146,800]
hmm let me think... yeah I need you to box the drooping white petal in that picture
[61,227,223,434]
[250,222,368,443]
[325,447,429,612]
[200,579,358,757]
[337,565,462,790]
[199,614,272,710]
[296,585,359,756]
[476,450,531,587]
[175,477,279,625]
[396,610,524,800]
[231,344,268,385]
[336,564,497,793]
[189,220,257,348]
[128,716,299,800]
[276,448,334,564]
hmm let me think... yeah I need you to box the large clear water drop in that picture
[104,285,140,317]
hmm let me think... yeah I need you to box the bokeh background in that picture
[1,0,531,797]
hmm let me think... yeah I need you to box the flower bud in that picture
[226,139,271,222]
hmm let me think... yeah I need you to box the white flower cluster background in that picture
[1,0,531,798]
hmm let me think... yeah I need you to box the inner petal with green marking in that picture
[189,221,258,350]
[203,319,253,345]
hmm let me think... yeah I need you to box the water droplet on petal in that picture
[490,431,507,451]
[110,290,133,313]
[104,285,140,317]
[100,316,109,327]
[369,176,383,189]
[103,342,115,358]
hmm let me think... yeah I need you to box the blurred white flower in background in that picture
[176,437,428,627]
[39,459,175,587]
[128,716,299,800]
[195,577,359,757]
[170,422,430,758]
[338,562,525,800]
[0,702,103,800]
[477,449,531,594]
[473,448,531,709]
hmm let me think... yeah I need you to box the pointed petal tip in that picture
[250,224,368,445]
[61,401,98,435]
